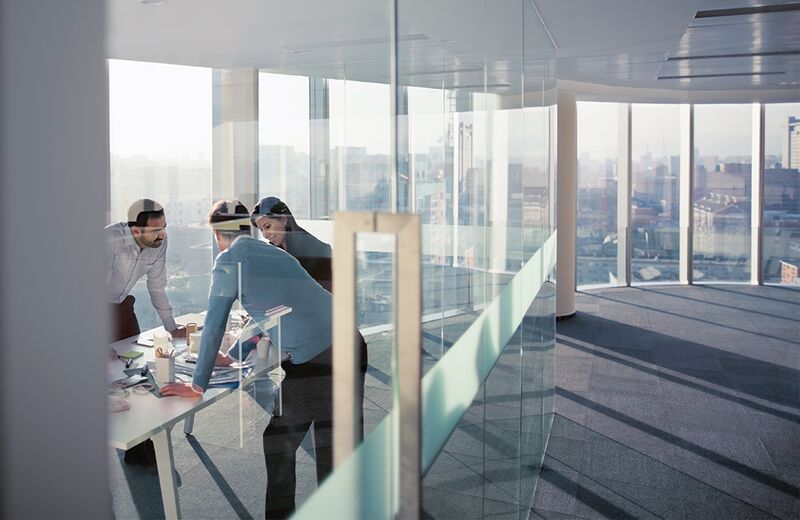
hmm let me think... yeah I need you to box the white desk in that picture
[109,307,291,520]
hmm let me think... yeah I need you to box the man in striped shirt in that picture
[106,199,185,342]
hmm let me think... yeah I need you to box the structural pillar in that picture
[212,68,259,208]
[556,89,577,319]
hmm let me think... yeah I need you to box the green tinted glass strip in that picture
[294,231,557,519]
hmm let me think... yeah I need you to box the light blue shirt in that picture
[192,235,332,391]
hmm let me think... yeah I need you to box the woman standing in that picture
[251,196,333,291]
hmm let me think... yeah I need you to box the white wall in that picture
[0,1,110,516]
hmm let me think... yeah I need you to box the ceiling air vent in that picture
[667,50,800,61]
[283,34,428,53]
[658,71,786,80]
[695,3,800,18]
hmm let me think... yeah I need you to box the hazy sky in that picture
[579,101,799,161]
[109,60,798,163]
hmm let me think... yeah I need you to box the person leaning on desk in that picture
[107,199,186,466]
[160,199,367,519]
[106,198,186,342]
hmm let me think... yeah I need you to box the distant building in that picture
[784,116,800,170]
[693,193,750,259]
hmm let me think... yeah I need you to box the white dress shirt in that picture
[105,222,177,331]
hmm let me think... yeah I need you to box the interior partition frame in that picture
[617,103,632,286]
[751,102,765,285]
[679,104,694,285]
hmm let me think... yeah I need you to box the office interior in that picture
[0,0,797,518]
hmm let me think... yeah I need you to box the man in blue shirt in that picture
[161,200,366,518]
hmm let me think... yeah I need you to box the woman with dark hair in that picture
[251,196,332,292]
[251,195,368,391]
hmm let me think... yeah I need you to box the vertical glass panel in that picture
[631,104,681,283]
[258,72,311,219]
[577,102,619,286]
[356,232,396,439]
[329,79,392,212]
[763,103,800,285]
[693,104,752,282]
[408,85,450,368]
[109,59,213,331]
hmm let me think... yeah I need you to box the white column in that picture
[212,68,259,208]
[556,89,577,318]
[679,104,694,285]
[617,103,632,286]
[751,103,765,285]
[0,1,109,516]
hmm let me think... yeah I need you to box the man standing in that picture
[161,200,367,518]
[106,199,185,341]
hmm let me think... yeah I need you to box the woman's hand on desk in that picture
[159,382,202,398]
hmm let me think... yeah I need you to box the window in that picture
[631,104,680,283]
[258,72,311,219]
[577,102,619,286]
[693,104,752,282]
[109,60,213,330]
[763,103,800,284]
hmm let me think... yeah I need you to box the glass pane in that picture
[329,79,392,212]
[631,104,681,283]
[693,104,752,282]
[577,102,619,286]
[258,72,311,219]
[763,103,800,285]
[109,59,213,331]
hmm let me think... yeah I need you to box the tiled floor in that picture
[531,285,800,520]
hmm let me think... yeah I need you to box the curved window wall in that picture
[577,101,800,289]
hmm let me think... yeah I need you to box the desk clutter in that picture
[109,346,256,412]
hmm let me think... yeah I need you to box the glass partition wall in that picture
[108,0,556,518]
[576,100,800,290]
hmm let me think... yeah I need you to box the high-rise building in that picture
[784,116,800,169]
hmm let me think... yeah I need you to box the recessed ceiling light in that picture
[292,50,311,55]
[439,39,458,45]
[140,0,167,5]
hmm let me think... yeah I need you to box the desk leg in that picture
[183,414,195,435]
[274,318,283,417]
[152,427,181,520]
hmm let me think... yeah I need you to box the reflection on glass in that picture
[577,102,619,286]
[631,104,680,283]
[693,104,752,282]
[763,103,800,285]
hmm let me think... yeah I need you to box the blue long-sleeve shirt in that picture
[192,235,332,391]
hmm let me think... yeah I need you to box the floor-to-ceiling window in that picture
[577,102,619,286]
[108,59,213,330]
[631,104,680,283]
[763,103,800,284]
[693,104,752,282]
[576,100,798,289]
[258,72,311,218]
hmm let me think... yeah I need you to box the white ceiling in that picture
[107,0,800,102]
